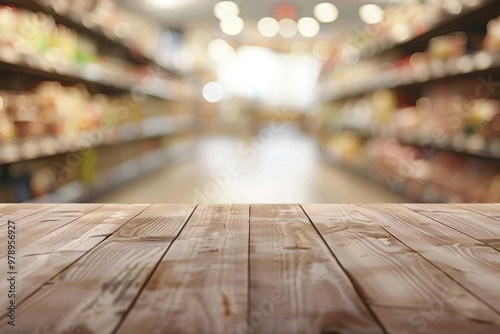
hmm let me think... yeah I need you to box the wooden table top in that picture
[1,203,500,334]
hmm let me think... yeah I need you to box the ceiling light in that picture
[314,3,339,23]
[279,19,297,38]
[257,17,280,37]
[359,4,384,24]
[297,17,320,38]
[146,0,196,10]
[214,1,240,20]
[220,16,244,36]
[203,82,224,103]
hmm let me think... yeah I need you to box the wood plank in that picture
[248,204,383,334]
[454,204,500,221]
[0,204,56,227]
[0,204,149,310]
[0,204,101,258]
[0,204,196,334]
[303,204,500,334]
[354,204,500,313]
[404,204,500,251]
[117,204,249,334]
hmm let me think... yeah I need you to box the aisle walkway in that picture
[95,126,404,203]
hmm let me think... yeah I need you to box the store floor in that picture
[94,125,404,203]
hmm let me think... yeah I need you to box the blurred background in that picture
[0,0,499,203]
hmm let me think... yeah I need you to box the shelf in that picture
[0,117,191,164]
[0,55,179,101]
[24,139,195,203]
[1,0,182,77]
[335,126,500,160]
[322,52,500,101]
[359,0,499,60]
[323,151,452,203]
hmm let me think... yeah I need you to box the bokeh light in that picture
[359,4,384,24]
[213,1,239,20]
[297,17,320,38]
[202,82,224,103]
[279,19,297,38]
[314,3,339,23]
[257,17,280,37]
[220,16,244,36]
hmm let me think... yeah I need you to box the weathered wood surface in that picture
[304,204,500,334]
[1,204,196,334]
[248,204,383,334]
[454,204,500,220]
[0,204,499,334]
[0,204,150,310]
[404,203,500,251]
[118,204,249,334]
[354,204,500,314]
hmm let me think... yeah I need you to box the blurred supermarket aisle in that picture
[95,125,404,203]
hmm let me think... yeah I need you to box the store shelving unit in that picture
[0,1,195,203]
[26,139,196,203]
[321,52,500,101]
[359,0,499,59]
[0,0,182,76]
[318,0,500,203]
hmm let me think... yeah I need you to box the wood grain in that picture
[303,204,500,334]
[453,204,500,221]
[0,204,149,311]
[248,204,383,334]
[404,204,500,251]
[354,204,500,313]
[117,204,250,334]
[0,204,56,227]
[0,204,101,258]
[0,204,196,334]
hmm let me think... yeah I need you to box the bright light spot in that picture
[257,17,279,37]
[208,39,236,64]
[203,82,224,103]
[359,4,384,24]
[314,3,339,23]
[214,1,239,20]
[146,0,197,10]
[291,41,310,54]
[279,19,297,38]
[313,41,333,61]
[220,16,244,35]
[297,17,320,37]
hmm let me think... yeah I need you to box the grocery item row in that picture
[321,82,500,150]
[322,13,500,100]
[4,0,175,66]
[323,133,500,203]
[0,4,183,97]
[352,0,496,58]
[0,81,194,164]
[0,81,191,141]
[0,135,195,202]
